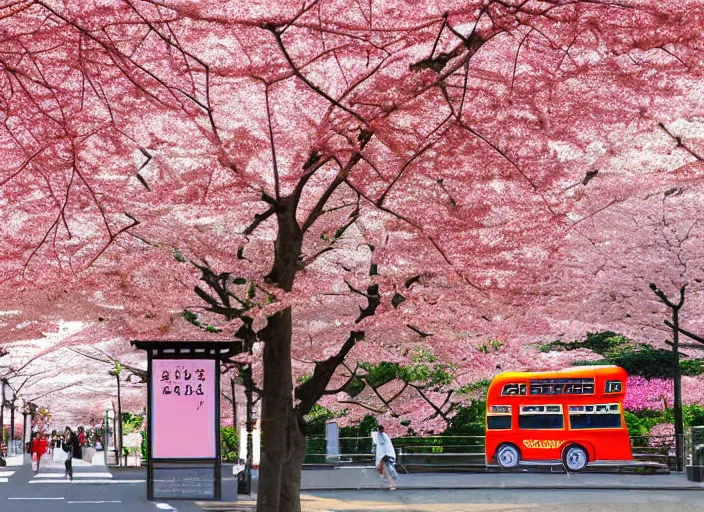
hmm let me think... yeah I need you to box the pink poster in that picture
[151,359,217,459]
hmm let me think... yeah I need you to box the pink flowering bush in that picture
[624,376,673,411]
[647,423,675,455]
[624,376,704,411]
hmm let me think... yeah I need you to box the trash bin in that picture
[237,469,250,494]
[234,459,251,494]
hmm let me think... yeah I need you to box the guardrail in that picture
[305,434,678,470]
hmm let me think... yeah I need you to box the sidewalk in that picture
[299,468,704,491]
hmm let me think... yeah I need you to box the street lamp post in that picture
[106,409,115,466]
[9,398,14,453]
[21,403,32,455]
[7,385,17,455]
[1,379,6,449]
[4,383,14,455]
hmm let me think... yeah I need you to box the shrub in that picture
[443,401,486,436]
[574,352,704,379]
[685,405,704,427]
[681,360,704,376]
[304,405,335,437]
[220,427,238,461]
[339,415,379,438]
[647,423,674,452]
[540,331,634,357]
[121,413,143,434]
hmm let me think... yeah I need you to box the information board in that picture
[151,359,216,459]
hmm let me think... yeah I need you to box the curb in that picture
[300,485,704,492]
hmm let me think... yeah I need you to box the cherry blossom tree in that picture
[2,1,704,511]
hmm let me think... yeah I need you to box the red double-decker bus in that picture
[485,365,632,472]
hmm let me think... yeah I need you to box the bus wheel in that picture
[496,444,520,469]
[562,444,588,472]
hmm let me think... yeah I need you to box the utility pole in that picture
[650,283,685,472]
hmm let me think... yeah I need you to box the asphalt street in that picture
[3,458,704,512]
[0,457,211,512]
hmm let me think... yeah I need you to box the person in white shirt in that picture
[372,426,398,490]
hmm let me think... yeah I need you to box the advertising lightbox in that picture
[151,358,217,459]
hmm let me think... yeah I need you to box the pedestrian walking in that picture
[372,426,398,490]
[62,427,75,480]
[30,432,49,473]
[50,430,58,457]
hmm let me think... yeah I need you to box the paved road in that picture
[3,459,704,512]
[0,456,207,512]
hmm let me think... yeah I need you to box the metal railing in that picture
[305,434,679,469]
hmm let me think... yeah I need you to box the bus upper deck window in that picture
[605,380,622,393]
[501,383,526,396]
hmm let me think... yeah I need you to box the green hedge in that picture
[443,401,486,436]
[221,427,238,461]
[625,406,704,447]
[541,331,704,379]
[572,349,704,379]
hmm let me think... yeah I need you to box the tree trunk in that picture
[9,400,14,448]
[279,414,306,512]
[257,307,294,512]
[240,363,254,494]
[672,308,684,472]
[0,388,4,448]
[257,200,303,512]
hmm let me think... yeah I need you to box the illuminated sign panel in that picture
[151,359,216,459]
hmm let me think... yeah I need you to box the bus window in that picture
[530,378,595,395]
[605,380,622,393]
[487,405,512,430]
[518,405,564,430]
[569,403,621,429]
[501,383,526,396]
[487,416,512,430]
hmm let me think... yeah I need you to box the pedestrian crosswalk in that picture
[28,454,116,484]
[0,470,15,483]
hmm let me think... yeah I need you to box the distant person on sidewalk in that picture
[62,427,75,480]
[372,426,398,490]
[50,430,58,457]
[77,426,87,459]
[30,432,49,473]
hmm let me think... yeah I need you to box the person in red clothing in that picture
[30,432,49,473]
